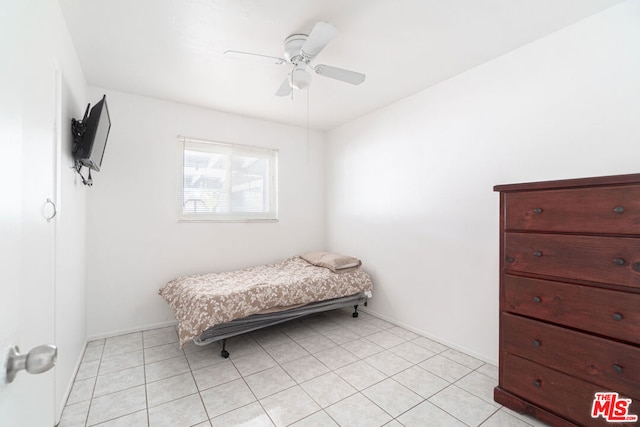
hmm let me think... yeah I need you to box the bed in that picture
[159,252,373,358]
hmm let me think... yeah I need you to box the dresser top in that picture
[494,173,640,192]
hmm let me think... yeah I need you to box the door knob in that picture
[5,344,57,383]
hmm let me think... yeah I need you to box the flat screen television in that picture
[73,95,111,172]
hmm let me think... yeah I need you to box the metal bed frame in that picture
[194,292,368,358]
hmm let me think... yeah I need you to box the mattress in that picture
[159,255,374,346]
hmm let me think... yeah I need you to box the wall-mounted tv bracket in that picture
[71,103,93,186]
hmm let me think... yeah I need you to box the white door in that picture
[0,1,58,424]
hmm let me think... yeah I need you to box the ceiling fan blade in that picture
[224,50,286,65]
[314,64,366,85]
[275,77,292,97]
[301,21,336,58]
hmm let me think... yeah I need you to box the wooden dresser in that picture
[494,174,640,427]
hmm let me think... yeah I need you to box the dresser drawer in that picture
[502,353,639,427]
[502,313,640,399]
[503,275,640,344]
[504,185,640,234]
[505,233,640,289]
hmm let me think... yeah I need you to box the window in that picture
[177,136,278,221]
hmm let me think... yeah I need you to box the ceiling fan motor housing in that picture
[283,34,313,90]
[224,21,364,97]
[283,34,309,64]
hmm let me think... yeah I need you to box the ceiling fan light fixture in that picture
[290,65,312,90]
[223,21,366,96]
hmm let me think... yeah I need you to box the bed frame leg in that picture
[220,339,230,358]
[352,305,359,318]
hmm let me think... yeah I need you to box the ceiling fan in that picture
[224,21,366,97]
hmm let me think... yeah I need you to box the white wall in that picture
[325,1,640,364]
[19,0,89,421]
[85,89,325,338]
[56,76,88,421]
[0,0,87,421]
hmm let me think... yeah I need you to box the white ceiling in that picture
[59,0,622,131]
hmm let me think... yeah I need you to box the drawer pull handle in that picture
[612,312,624,321]
[533,251,542,257]
[533,380,542,388]
[533,208,543,214]
[613,364,623,373]
[532,339,541,347]
[633,262,640,273]
[613,258,626,265]
[532,296,541,303]
[506,256,515,264]
[614,206,625,214]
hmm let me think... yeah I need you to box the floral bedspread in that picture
[159,256,373,346]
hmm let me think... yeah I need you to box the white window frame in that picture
[177,136,278,222]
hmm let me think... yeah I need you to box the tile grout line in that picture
[142,334,151,427]
[477,406,507,427]
[231,358,277,426]
[83,340,104,427]
[61,309,503,427]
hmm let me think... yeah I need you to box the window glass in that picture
[177,137,278,221]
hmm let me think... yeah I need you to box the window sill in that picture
[176,218,279,223]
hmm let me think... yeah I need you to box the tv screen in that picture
[75,95,111,171]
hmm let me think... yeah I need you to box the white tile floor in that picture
[58,308,549,427]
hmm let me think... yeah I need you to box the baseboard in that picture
[55,338,88,426]
[359,306,498,366]
[56,320,179,425]
[88,312,496,366]
[86,320,178,342]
